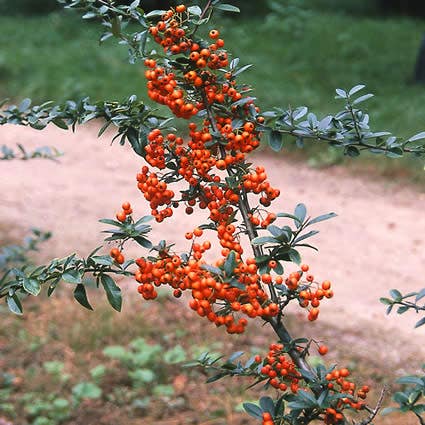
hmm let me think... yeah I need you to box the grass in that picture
[0,6,424,183]
[0,292,421,425]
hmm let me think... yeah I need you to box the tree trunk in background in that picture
[378,0,425,17]
[414,34,425,83]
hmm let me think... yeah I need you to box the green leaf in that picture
[91,255,113,266]
[224,250,237,276]
[228,351,244,362]
[296,390,317,407]
[381,407,400,415]
[308,212,337,225]
[153,384,174,397]
[335,88,347,98]
[62,269,83,284]
[267,225,282,237]
[101,274,122,312]
[206,372,228,383]
[164,345,187,364]
[129,369,156,384]
[288,249,301,265]
[407,131,425,143]
[72,382,102,400]
[416,288,425,302]
[215,4,241,13]
[144,9,166,18]
[19,98,31,112]
[346,146,360,157]
[23,277,41,296]
[294,203,307,227]
[188,5,202,16]
[90,365,106,380]
[277,212,302,224]
[380,297,392,305]
[201,264,222,276]
[397,305,409,314]
[415,317,425,328]
[390,289,402,301]
[73,284,93,311]
[6,294,23,315]
[348,85,365,96]
[259,396,275,415]
[103,345,128,360]
[251,236,278,245]
[111,16,121,37]
[269,130,283,152]
[243,402,263,419]
[352,93,374,105]
[132,236,152,249]
[52,118,68,130]
[397,376,424,386]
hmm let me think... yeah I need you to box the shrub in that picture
[0,1,424,424]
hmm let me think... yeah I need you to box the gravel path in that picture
[1,123,424,354]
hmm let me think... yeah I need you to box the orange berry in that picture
[209,29,220,39]
[116,211,127,222]
[318,345,328,356]
[301,264,309,272]
[193,227,203,237]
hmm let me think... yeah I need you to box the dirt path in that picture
[1,124,425,356]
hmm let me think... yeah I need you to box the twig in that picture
[353,386,387,425]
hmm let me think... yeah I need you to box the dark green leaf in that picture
[243,402,263,419]
[308,212,337,225]
[397,376,424,386]
[390,289,402,301]
[101,274,122,312]
[111,16,121,37]
[416,288,425,302]
[228,351,244,362]
[134,236,153,249]
[73,284,93,310]
[224,250,237,276]
[346,146,360,157]
[294,203,306,227]
[251,236,278,246]
[267,225,282,237]
[380,297,392,305]
[188,5,202,16]
[215,4,241,13]
[62,269,83,284]
[23,278,41,296]
[201,264,222,275]
[259,396,275,415]
[269,130,283,152]
[288,249,301,265]
[6,294,23,315]
[206,372,228,383]
[415,317,425,328]
[352,93,374,105]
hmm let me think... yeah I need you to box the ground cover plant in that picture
[0,1,424,424]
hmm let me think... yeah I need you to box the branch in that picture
[354,386,387,425]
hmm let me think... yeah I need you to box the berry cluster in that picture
[256,344,368,425]
[134,228,278,334]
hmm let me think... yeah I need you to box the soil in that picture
[1,122,425,361]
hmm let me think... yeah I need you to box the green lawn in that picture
[1,8,424,183]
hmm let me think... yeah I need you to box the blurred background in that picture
[1,0,425,182]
